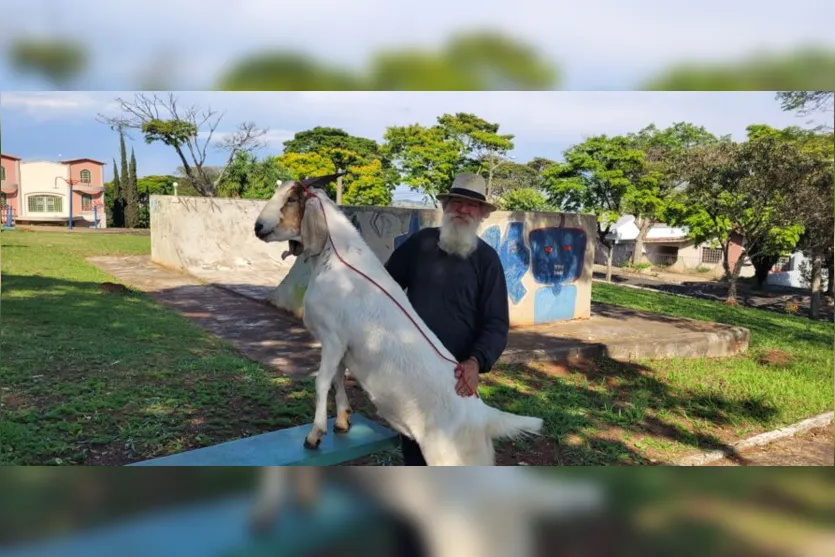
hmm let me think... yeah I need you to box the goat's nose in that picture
[254,221,264,236]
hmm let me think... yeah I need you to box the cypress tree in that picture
[124,147,140,228]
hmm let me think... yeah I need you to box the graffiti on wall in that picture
[344,208,588,323]
[393,210,421,251]
[481,222,587,323]
[480,223,529,304]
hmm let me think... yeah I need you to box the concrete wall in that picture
[149,196,597,327]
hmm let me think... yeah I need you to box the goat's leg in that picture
[333,363,352,433]
[304,341,345,449]
[249,466,288,533]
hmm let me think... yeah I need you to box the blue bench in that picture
[128,415,399,466]
[0,486,400,557]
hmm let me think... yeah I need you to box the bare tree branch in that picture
[96,93,267,197]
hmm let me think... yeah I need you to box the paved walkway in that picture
[87,256,749,379]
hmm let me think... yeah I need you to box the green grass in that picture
[486,282,834,464]
[0,230,317,465]
[1,229,832,466]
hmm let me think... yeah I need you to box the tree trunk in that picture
[809,251,823,320]
[825,250,834,297]
[751,253,780,291]
[336,169,343,205]
[606,244,614,282]
[725,248,746,305]
[721,242,732,282]
[630,218,653,266]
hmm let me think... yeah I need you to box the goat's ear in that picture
[300,196,328,261]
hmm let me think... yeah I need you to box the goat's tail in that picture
[484,407,543,440]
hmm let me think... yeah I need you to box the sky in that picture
[2,0,833,90]
[0,90,829,202]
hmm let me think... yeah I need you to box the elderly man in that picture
[384,173,510,466]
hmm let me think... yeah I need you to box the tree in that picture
[498,187,556,212]
[383,113,513,205]
[216,152,294,200]
[436,113,515,199]
[136,175,178,196]
[776,91,834,115]
[783,130,835,318]
[107,160,124,228]
[642,48,835,93]
[97,93,267,197]
[123,147,141,228]
[7,38,88,88]
[216,31,558,91]
[490,161,541,199]
[624,122,719,265]
[382,123,464,206]
[671,136,813,304]
[542,135,642,282]
[281,127,394,206]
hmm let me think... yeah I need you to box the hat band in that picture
[446,187,487,203]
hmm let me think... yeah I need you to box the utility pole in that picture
[336,168,343,205]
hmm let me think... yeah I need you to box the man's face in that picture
[439,197,487,258]
[444,197,484,224]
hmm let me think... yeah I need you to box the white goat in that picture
[253,176,543,465]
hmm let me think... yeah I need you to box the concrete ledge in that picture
[128,415,399,466]
[0,488,392,557]
[674,411,835,466]
[500,325,749,365]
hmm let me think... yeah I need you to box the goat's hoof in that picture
[303,437,322,450]
[333,420,352,434]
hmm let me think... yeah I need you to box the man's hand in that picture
[454,357,480,397]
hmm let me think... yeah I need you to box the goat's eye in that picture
[287,196,297,203]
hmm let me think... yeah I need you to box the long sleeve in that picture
[470,253,510,374]
[384,234,415,290]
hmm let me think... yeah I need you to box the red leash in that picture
[299,185,479,398]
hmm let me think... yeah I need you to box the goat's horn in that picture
[299,172,347,189]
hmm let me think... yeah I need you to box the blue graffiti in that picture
[534,285,577,324]
[480,223,529,305]
[529,227,587,285]
[393,210,421,250]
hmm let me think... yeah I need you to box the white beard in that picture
[439,212,480,258]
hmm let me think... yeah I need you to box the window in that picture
[701,247,723,264]
[28,195,63,213]
[80,169,92,183]
[81,193,93,211]
[0,166,5,181]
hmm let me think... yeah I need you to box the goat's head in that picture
[254,174,344,261]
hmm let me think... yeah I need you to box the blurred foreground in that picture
[1,467,834,557]
[2,1,835,90]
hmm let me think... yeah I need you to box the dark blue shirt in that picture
[384,227,509,373]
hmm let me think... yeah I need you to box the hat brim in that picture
[436,192,497,212]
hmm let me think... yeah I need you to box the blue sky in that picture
[1,90,829,202]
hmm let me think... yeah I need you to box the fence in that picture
[0,206,14,228]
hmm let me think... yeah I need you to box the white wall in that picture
[19,161,70,218]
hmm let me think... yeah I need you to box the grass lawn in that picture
[1,229,832,466]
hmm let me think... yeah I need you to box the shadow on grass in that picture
[485,354,777,466]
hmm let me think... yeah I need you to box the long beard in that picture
[439,213,480,258]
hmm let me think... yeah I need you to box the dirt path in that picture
[704,425,834,466]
